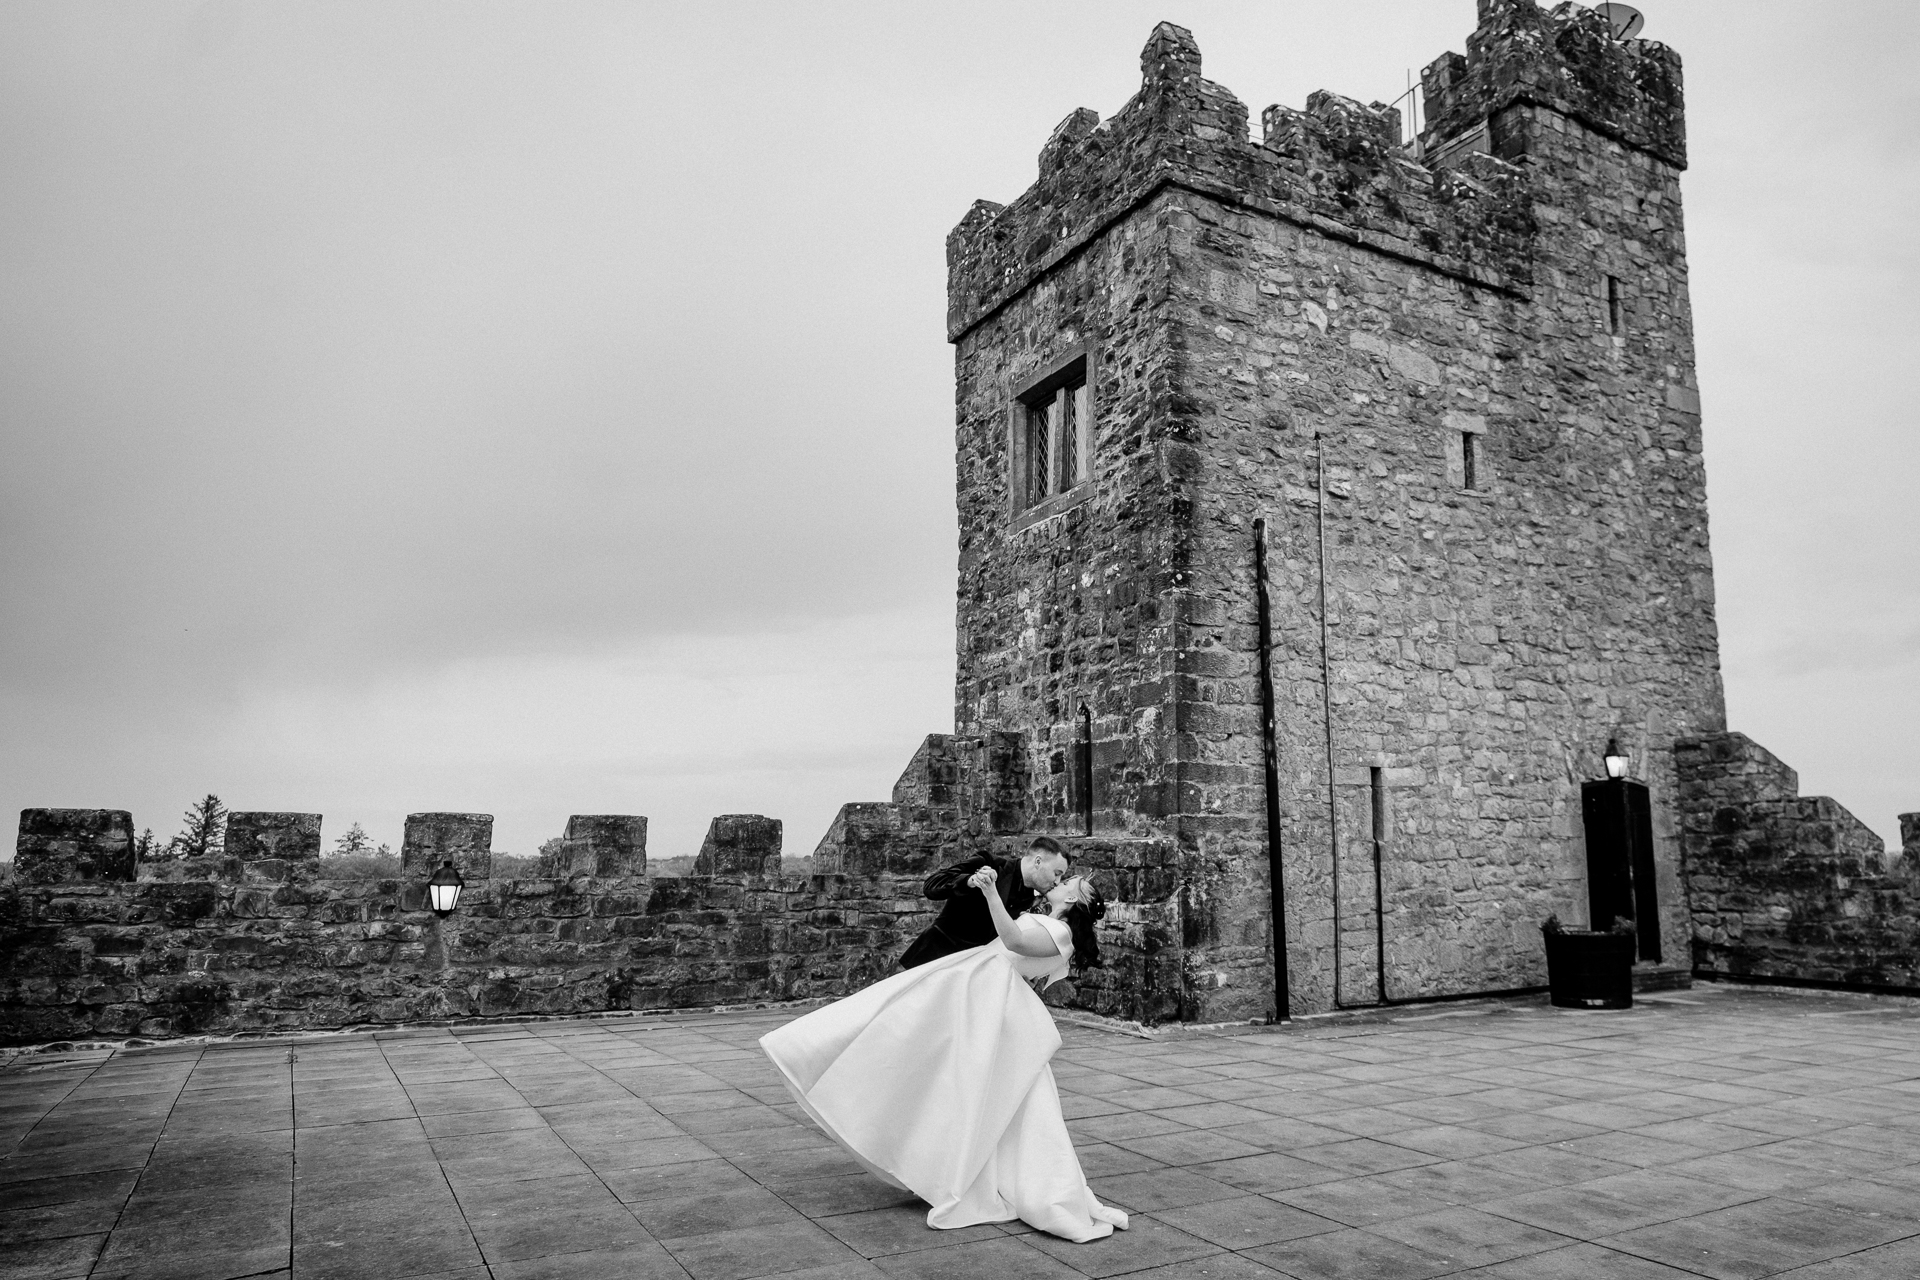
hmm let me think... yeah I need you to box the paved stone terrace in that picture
[3,985,1919,1280]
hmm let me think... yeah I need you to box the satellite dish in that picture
[1594,3,1645,39]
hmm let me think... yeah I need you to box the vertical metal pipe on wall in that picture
[1315,434,1349,1007]
[1079,704,1094,838]
[1371,766,1389,1006]
[1252,518,1290,1022]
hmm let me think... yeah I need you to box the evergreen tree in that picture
[134,828,170,862]
[172,794,228,858]
[332,823,374,856]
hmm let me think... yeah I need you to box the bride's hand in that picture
[968,866,998,893]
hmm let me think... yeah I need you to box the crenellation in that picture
[15,809,135,885]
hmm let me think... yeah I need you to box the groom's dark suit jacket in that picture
[898,852,1036,969]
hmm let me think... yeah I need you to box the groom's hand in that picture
[968,866,998,893]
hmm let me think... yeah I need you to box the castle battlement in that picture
[946,21,1534,343]
[949,4,1686,346]
[1422,0,1686,169]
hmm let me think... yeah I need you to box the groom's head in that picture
[1021,836,1070,892]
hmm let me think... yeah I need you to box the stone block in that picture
[15,809,135,884]
[693,815,782,878]
[401,813,492,882]
[812,803,899,879]
[1902,813,1919,862]
[226,813,321,882]
[563,815,647,878]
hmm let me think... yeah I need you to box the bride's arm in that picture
[970,867,1062,958]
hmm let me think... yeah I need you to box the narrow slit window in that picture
[1461,431,1478,490]
[1369,767,1387,845]
[1606,275,1623,335]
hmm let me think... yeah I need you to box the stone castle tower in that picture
[938,0,1722,1021]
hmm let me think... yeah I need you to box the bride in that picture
[759,862,1130,1242]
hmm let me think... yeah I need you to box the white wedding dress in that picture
[759,913,1129,1242]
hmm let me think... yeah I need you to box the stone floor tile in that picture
[1191,1151,1349,1195]
[0,1140,153,1184]
[0,1231,107,1280]
[1467,1239,1707,1277]
[1151,1193,1344,1249]
[454,1172,653,1262]
[0,1194,123,1245]
[490,1240,693,1279]
[1243,1224,1458,1280]
[1453,1142,1631,1187]
[1181,1078,1296,1103]
[1371,1204,1574,1268]
[98,1198,290,1280]
[814,1203,1002,1257]
[1117,1253,1289,1278]
[1377,1123,1528,1161]
[646,1088,760,1115]
[629,1184,809,1240]
[1088,1167,1245,1212]
[1152,1101,1281,1130]
[1784,1175,1920,1229]
[137,1129,292,1194]
[1103,1085,1216,1112]
[1664,1149,1843,1195]
[1688,1197,1908,1258]
[1071,1141,1166,1179]
[872,1232,1093,1279]
[772,1172,922,1218]
[0,1167,140,1211]
[1023,1214,1223,1278]
[661,1220,868,1280]
[293,1187,480,1280]
[1268,1174,1458,1227]
[1069,1110,1193,1145]
[1766,1234,1920,1279]
[1290,1137,1437,1177]
[605,1156,759,1205]
[1295,1105,1432,1137]
[1113,1127,1269,1167]
[1056,1092,1129,1120]
[670,1105,793,1137]
[1627,1117,1782,1153]
[1596,1215,1796,1279]
[420,1105,549,1139]
[404,1078,528,1115]
[695,1124,835,1159]
[1214,1115,1355,1152]
[725,1142,865,1187]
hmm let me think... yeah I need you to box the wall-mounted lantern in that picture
[1603,738,1631,780]
[427,859,465,917]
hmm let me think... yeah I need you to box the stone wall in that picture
[1677,733,1920,992]
[0,869,933,1045]
[2,740,1180,1042]
[0,804,939,1044]
[945,3,1719,1022]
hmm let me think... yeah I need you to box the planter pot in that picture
[1543,927,1635,1009]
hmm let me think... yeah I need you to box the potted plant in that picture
[1541,914,1636,1009]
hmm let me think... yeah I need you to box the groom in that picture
[898,836,1071,969]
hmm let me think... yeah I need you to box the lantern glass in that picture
[427,860,464,916]
[1603,739,1629,780]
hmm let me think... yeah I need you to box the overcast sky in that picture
[3,1,1915,863]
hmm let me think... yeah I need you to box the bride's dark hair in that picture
[1062,884,1107,970]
